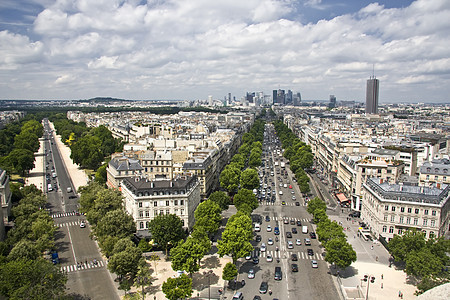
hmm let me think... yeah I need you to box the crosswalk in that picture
[251,249,324,261]
[56,220,85,228]
[260,201,307,207]
[271,216,310,223]
[51,211,82,218]
[60,260,105,273]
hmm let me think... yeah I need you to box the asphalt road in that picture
[43,120,120,300]
[233,124,338,300]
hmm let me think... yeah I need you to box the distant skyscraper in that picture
[293,92,301,106]
[329,95,336,108]
[366,77,379,114]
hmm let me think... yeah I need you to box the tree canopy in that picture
[148,214,185,255]
[208,191,230,211]
[162,273,193,300]
[217,213,253,264]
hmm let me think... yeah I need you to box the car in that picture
[291,263,298,272]
[248,269,255,279]
[281,201,286,205]
[291,190,295,194]
[287,241,293,249]
[274,267,282,280]
[232,292,244,300]
[289,185,292,189]
[80,221,86,228]
[256,235,262,242]
[304,238,311,245]
[252,296,262,300]
[265,215,270,222]
[266,254,273,262]
[292,228,297,234]
[291,253,298,261]
[311,260,318,268]
[286,232,292,238]
[279,183,283,187]
[296,220,302,226]
[292,196,296,200]
[261,243,266,252]
[279,191,283,195]
[307,249,314,256]
[252,256,259,264]
[290,219,295,225]
[296,238,302,245]
[259,281,268,293]
[283,218,289,224]
[267,225,272,232]
[246,253,252,260]
[295,202,300,206]
[310,232,317,239]
[268,238,274,245]
[274,227,280,235]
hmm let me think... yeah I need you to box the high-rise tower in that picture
[366,77,379,114]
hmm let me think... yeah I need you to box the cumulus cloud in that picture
[0,0,449,101]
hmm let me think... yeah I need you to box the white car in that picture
[245,253,252,260]
[261,243,266,252]
[291,190,295,194]
[268,238,274,245]
[267,225,272,232]
[296,239,302,246]
[248,269,255,279]
[80,221,86,228]
[287,241,294,249]
[266,254,273,262]
[311,260,318,268]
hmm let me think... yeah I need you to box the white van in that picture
[232,292,244,300]
[302,226,308,234]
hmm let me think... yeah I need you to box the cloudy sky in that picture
[1,0,449,103]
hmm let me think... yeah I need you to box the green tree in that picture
[0,258,67,299]
[95,162,108,185]
[194,200,221,238]
[405,248,444,278]
[170,236,208,276]
[208,191,230,211]
[162,273,193,300]
[138,239,153,253]
[7,240,40,261]
[220,165,241,194]
[148,214,185,255]
[307,197,327,215]
[8,148,35,176]
[388,230,427,262]
[312,208,328,224]
[107,245,143,278]
[316,220,346,246]
[14,131,39,153]
[217,213,253,264]
[85,187,124,226]
[134,261,152,300]
[240,168,259,190]
[71,135,104,169]
[95,209,136,241]
[78,181,105,214]
[222,262,238,281]
[325,238,357,268]
[233,188,258,212]
[248,151,261,168]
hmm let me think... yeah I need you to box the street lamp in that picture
[362,274,375,300]
[203,270,214,300]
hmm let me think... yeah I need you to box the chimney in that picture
[437,183,441,189]
[380,178,383,184]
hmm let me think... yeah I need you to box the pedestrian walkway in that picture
[55,220,85,228]
[61,260,105,273]
[51,211,81,218]
[250,249,324,261]
[271,216,310,223]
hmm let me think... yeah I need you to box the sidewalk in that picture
[26,138,45,190]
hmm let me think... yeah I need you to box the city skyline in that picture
[1,0,449,103]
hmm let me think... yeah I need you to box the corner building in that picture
[121,175,201,237]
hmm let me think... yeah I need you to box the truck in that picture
[280,162,285,169]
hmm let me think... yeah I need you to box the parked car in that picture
[311,260,318,268]
[291,263,298,272]
[248,269,255,279]
[307,249,314,256]
[259,281,268,293]
[291,253,298,261]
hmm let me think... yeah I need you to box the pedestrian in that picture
[381,274,383,280]
[398,290,401,297]
[381,283,383,289]
[376,256,378,261]
[371,245,374,250]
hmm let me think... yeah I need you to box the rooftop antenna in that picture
[372,64,375,79]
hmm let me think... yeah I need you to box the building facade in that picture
[121,175,201,237]
[361,178,450,241]
[365,77,379,114]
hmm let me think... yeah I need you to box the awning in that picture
[336,193,350,203]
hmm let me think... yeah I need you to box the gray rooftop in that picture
[372,148,399,156]
[122,175,197,195]
[109,156,143,171]
[420,158,450,175]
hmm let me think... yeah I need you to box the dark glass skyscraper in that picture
[366,77,379,114]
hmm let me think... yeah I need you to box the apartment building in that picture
[361,177,450,240]
[419,158,450,185]
[121,175,200,236]
[106,155,144,189]
[0,168,11,241]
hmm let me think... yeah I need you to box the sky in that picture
[0,0,449,103]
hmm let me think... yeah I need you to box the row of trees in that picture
[50,114,123,170]
[307,197,357,269]
[0,185,67,299]
[273,120,313,194]
[0,118,43,176]
[387,230,450,294]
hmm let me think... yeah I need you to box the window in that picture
[166,200,169,206]
[139,202,143,208]
[426,175,430,180]
[139,222,144,229]
[391,206,396,212]
[413,218,418,225]
[429,231,435,238]
[160,210,164,215]
[400,207,405,213]
[382,226,387,233]
[415,208,419,214]
[424,209,429,215]
[399,216,404,223]
[174,200,178,206]
[384,215,388,221]
[406,217,411,224]
[180,200,184,205]
[398,229,403,235]
[430,220,435,227]
[145,211,150,217]
[166,209,170,215]
[423,219,428,226]
[444,176,447,181]
[389,226,394,233]
[435,175,438,180]
[385,205,389,211]
[180,209,184,215]
[391,215,395,222]
[139,211,143,218]
[407,208,412,213]
[146,221,149,228]
[154,201,157,207]
[432,210,437,216]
